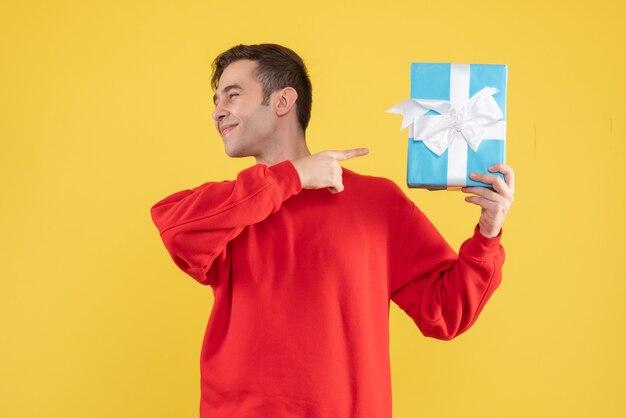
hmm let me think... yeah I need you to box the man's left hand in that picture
[461,164,515,238]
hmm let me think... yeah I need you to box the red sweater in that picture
[150,159,505,418]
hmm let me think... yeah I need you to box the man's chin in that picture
[224,146,251,159]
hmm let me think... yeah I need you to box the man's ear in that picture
[275,87,298,117]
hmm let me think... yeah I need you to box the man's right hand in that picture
[291,148,369,193]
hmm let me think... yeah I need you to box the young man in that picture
[150,43,514,418]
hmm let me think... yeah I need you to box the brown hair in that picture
[211,43,313,132]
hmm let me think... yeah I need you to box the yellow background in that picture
[1,0,625,417]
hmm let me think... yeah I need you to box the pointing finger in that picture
[333,148,370,161]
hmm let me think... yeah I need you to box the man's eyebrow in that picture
[213,84,242,105]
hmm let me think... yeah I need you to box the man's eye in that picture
[229,93,239,99]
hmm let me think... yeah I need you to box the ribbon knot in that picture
[451,113,463,132]
[387,86,504,156]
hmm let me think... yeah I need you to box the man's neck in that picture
[255,131,311,167]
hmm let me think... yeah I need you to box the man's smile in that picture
[220,123,238,136]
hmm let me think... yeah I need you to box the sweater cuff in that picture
[267,159,303,198]
[465,224,503,256]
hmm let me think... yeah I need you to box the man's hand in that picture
[461,164,515,238]
[292,148,369,193]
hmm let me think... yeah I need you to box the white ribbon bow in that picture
[387,86,503,156]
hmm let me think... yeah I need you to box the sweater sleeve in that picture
[150,159,302,286]
[390,202,505,340]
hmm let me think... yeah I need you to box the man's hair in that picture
[211,43,313,133]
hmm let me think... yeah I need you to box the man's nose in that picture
[212,103,229,121]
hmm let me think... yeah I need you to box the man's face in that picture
[212,60,276,158]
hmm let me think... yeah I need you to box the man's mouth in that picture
[220,124,238,136]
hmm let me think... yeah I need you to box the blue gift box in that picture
[388,63,508,190]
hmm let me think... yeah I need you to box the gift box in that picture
[387,63,508,190]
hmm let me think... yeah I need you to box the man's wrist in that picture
[478,224,502,239]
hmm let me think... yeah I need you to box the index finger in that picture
[332,148,370,161]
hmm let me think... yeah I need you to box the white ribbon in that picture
[386,64,506,186]
[387,86,503,156]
